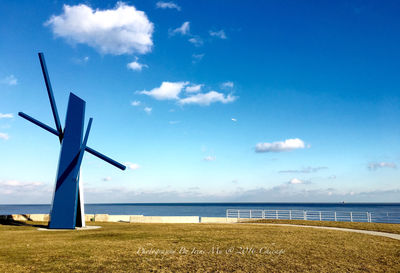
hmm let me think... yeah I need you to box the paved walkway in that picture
[247,223,400,241]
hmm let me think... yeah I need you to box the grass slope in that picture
[0,221,399,272]
[247,219,400,235]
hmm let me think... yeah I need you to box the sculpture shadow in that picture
[0,215,48,228]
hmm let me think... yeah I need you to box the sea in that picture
[1,203,399,217]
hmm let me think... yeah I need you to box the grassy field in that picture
[0,221,399,272]
[247,219,400,235]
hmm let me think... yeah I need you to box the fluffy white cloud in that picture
[288,178,303,184]
[231,118,237,122]
[0,113,13,119]
[131,100,141,106]
[125,162,140,170]
[144,107,152,114]
[156,1,181,10]
[209,29,227,39]
[138,82,237,106]
[127,60,147,71]
[45,2,154,55]
[368,162,397,171]
[1,75,17,86]
[185,84,203,93]
[179,91,236,106]
[171,21,190,35]
[139,81,189,100]
[221,81,234,88]
[256,138,307,153]
[204,156,216,161]
[188,37,203,46]
[0,132,9,140]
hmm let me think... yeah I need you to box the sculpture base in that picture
[37,226,101,231]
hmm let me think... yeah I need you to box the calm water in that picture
[1,203,399,217]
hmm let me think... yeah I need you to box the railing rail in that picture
[226,209,400,224]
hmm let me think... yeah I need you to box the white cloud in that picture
[0,132,9,140]
[221,81,234,88]
[72,56,90,64]
[209,29,227,39]
[0,113,13,119]
[144,107,152,114]
[188,37,203,46]
[127,60,147,71]
[1,75,17,86]
[231,118,237,122]
[204,156,216,161]
[179,91,236,106]
[0,180,43,188]
[139,81,188,100]
[45,2,154,55]
[185,84,203,93]
[279,166,327,173]
[192,53,205,63]
[171,21,190,35]
[288,178,303,184]
[156,1,181,10]
[125,162,140,170]
[256,138,307,153]
[368,162,397,171]
[139,82,237,106]
[131,100,141,106]
[79,185,400,203]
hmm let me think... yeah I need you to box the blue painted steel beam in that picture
[19,111,126,171]
[38,52,63,141]
[18,112,60,137]
[75,118,92,227]
[85,146,126,170]
[49,93,85,229]
[76,118,92,173]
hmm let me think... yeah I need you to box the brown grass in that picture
[246,219,400,234]
[0,221,399,272]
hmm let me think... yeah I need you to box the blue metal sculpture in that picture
[19,53,126,229]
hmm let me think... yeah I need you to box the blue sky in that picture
[0,0,399,203]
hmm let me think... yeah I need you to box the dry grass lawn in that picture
[248,219,400,234]
[0,221,399,272]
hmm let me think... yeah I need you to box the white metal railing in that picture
[226,209,400,224]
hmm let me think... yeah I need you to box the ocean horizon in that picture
[1,202,399,217]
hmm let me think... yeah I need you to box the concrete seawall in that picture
[0,214,246,224]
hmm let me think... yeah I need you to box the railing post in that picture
[262,210,265,219]
[303,211,307,220]
[289,210,292,220]
[250,210,252,219]
[276,210,278,219]
[238,210,240,219]
[350,212,353,222]
[334,211,337,221]
[319,211,322,221]
[366,212,369,223]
